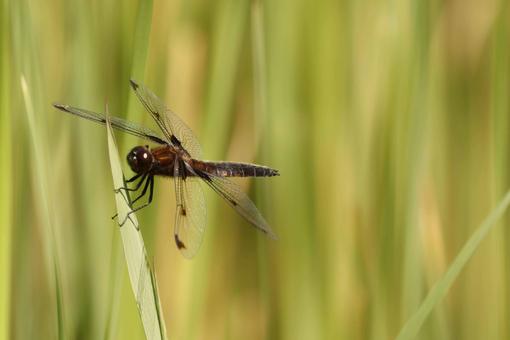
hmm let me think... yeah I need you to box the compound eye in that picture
[127,146,152,173]
[136,149,151,162]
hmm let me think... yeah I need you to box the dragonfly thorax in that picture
[127,145,154,174]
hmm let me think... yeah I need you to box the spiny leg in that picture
[118,176,155,227]
[126,173,142,183]
[113,173,142,198]
[131,176,154,213]
[114,173,148,207]
[131,174,152,205]
[112,173,148,221]
[114,173,147,194]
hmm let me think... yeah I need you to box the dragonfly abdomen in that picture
[194,161,279,177]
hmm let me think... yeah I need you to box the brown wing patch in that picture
[173,171,207,258]
[175,234,186,249]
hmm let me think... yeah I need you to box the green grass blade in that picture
[124,0,153,126]
[106,116,167,340]
[396,189,510,339]
[21,75,66,340]
[251,2,273,336]
[130,0,153,83]
[103,231,124,340]
[182,1,251,338]
[201,0,250,159]
[0,0,12,337]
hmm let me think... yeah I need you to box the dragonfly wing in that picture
[201,174,277,239]
[129,80,202,159]
[53,103,166,145]
[173,162,207,258]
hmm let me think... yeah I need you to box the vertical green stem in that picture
[201,0,250,158]
[125,0,154,125]
[252,1,271,337]
[400,0,431,323]
[490,2,510,337]
[184,1,250,339]
[14,0,65,337]
[0,0,12,338]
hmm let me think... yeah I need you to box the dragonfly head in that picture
[127,145,153,174]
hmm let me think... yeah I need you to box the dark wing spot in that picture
[181,208,187,216]
[174,234,186,249]
[229,198,238,206]
[170,135,182,147]
[129,79,139,90]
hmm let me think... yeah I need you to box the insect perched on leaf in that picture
[53,80,279,258]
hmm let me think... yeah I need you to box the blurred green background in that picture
[2,0,510,339]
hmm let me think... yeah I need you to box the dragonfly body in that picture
[54,79,279,258]
[126,145,278,178]
[133,144,279,178]
[193,160,279,178]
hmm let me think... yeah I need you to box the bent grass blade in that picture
[396,189,510,339]
[106,116,167,340]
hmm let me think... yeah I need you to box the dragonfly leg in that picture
[130,176,154,212]
[126,173,142,183]
[112,174,148,221]
[117,176,154,228]
[114,173,147,194]
[131,175,152,204]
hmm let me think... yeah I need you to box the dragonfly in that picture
[53,80,279,258]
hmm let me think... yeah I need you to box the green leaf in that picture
[105,115,167,340]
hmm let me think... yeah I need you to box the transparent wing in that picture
[173,163,207,259]
[201,174,277,239]
[129,80,202,158]
[53,103,166,145]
